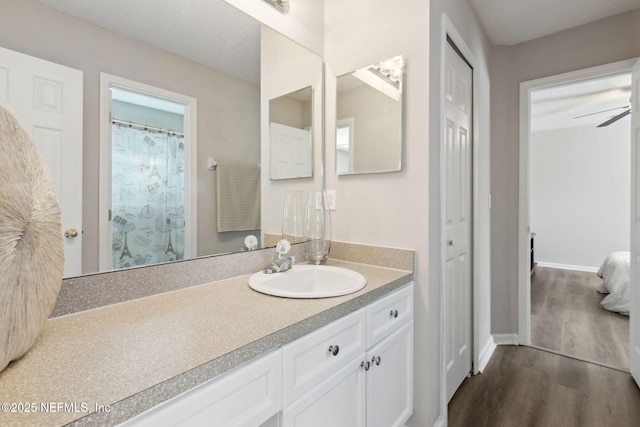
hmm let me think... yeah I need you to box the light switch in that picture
[326,190,336,211]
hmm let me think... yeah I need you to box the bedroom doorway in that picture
[519,59,636,371]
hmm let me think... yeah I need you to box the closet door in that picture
[443,38,473,403]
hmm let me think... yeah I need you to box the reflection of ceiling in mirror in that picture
[337,65,402,102]
[33,0,261,84]
[337,73,365,93]
[281,87,312,102]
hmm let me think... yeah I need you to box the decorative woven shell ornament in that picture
[0,105,64,372]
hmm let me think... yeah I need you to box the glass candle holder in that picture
[303,190,331,264]
[282,190,306,244]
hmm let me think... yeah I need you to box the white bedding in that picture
[597,251,630,315]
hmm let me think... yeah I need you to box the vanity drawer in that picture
[121,349,282,427]
[283,308,366,406]
[367,283,413,347]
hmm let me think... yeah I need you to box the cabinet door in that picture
[366,321,413,427]
[282,357,366,427]
[122,349,282,427]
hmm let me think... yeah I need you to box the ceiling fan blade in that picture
[574,105,629,119]
[597,109,631,127]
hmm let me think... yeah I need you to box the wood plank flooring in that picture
[531,266,629,370]
[448,345,640,427]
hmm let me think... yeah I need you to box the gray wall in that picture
[531,124,630,269]
[490,9,640,334]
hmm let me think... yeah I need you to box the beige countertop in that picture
[0,260,412,426]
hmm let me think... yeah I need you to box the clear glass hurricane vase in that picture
[303,190,331,264]
[282,190,306,244]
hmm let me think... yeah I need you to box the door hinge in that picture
[108,209,112,221]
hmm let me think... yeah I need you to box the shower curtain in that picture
[111,125,185,270]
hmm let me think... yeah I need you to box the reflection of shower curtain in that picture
[111,125,185,269]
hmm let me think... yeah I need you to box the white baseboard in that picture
[493,333,519,346]
[536,262,598,273]
[476,336,497,373]
[433,414,446,427]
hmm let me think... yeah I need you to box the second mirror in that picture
[336,56,404,175]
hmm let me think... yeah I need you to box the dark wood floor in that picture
[448,345,640,427]
[531,266,629,370]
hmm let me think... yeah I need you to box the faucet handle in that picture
[244,234,258,250]
[276,239,291,256]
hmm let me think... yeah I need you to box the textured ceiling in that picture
[469,0,640,46]
[33,0,261,84]
[531,74,631,132]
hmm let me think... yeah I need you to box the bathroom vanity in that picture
[0,255,413,427]
[125,282,413,426]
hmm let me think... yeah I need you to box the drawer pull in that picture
[390,309,399,318]
[328,345,340,356]
[372,356,381,366]
[361,360,370,371]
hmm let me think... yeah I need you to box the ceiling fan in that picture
[596,105,631,127]
[573,104,631,127]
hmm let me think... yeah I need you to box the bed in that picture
[597,251,630,315]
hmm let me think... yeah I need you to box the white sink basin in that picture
[248,264,366,298]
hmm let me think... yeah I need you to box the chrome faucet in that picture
[263,239,294,274]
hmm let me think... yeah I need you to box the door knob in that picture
[64,228,79,239]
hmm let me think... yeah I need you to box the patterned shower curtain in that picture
[111,124,185,270]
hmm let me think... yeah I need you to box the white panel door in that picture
[444,40,473,402]
[0,47,83,277]
[270,122,312,179]
[631,59,640,387]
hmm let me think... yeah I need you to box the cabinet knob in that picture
[361,361,370,371]
[372,356,381,366]
[328,345,340,356]
[390,309,399,318]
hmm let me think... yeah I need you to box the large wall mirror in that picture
[0,0,322,278]
[336,55,405,175]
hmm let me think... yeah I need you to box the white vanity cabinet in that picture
[282,283,414,427]
[122,283,413,427]
[121,349,283,427]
